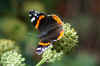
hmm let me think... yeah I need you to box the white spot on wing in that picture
[42,48,45,52]
[36,48,41,50]
[31,17,35,23]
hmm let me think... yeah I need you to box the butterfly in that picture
[29,10,64,55]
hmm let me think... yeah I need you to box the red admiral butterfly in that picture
[29,10,64,55]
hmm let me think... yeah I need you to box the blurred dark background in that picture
[0,0,100,66]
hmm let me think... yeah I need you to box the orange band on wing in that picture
[39,42,50,46]
[52,15,63,25]
[35,15,45,29]
[57,30,64,40]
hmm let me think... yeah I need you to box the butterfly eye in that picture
[31,17,35,23]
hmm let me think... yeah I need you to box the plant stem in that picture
[36,57,48,66]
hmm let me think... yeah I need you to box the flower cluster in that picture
[0,50,26,66]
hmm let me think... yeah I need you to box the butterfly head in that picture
[29,10,40,23]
